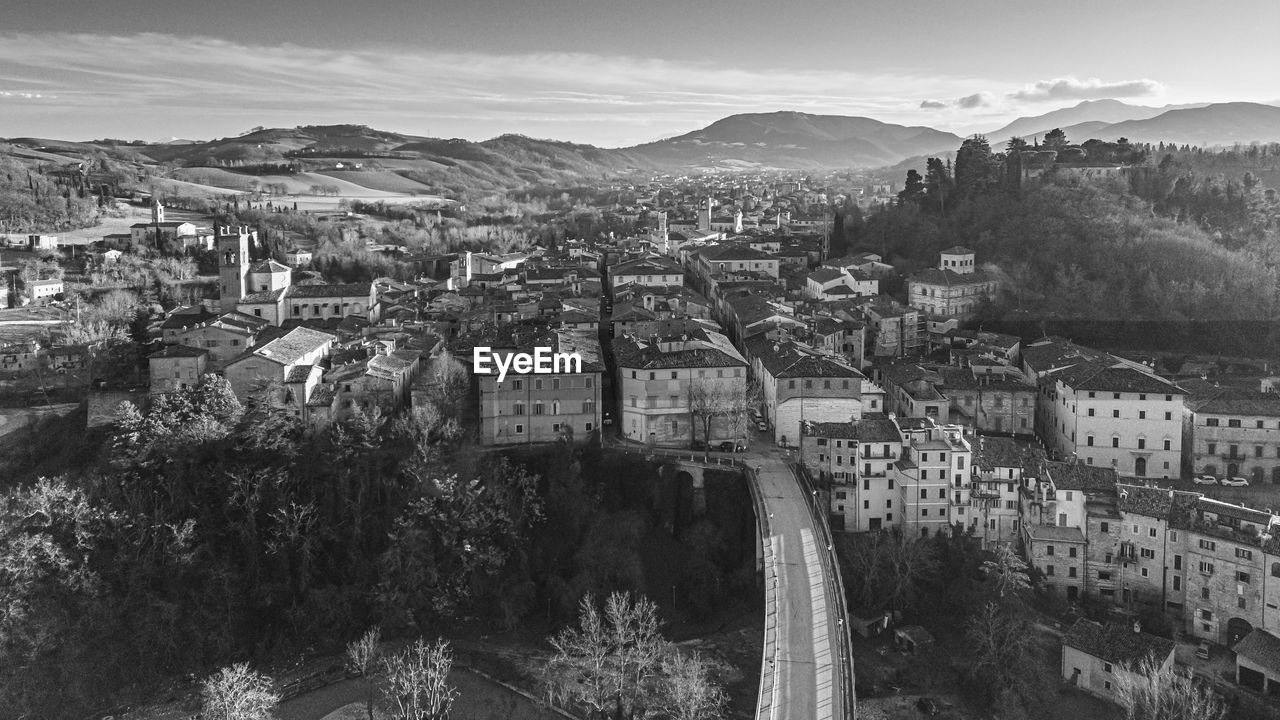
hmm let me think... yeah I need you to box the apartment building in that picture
[906,247,998,319]
[971,436,1044,549]
[895,418,971,538]
[1037,359,1184,479]
[1185,384,1280,483]
[1184,498,1275,647]
[613,327,747,447]
[802,414,903,532]
[477,329,603,445]
[753,340,877,446]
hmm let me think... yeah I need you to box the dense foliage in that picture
[842,134,1280,355]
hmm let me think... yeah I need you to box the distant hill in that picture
[1095,102,1280,147]
[987,100,1205,143]
[627,111,963,169]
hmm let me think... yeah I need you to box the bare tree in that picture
[606,592,666,718]
[1114,655,1227,720]
[658,650,727,720]
[837,529,938,615]
[200,663,280,720]
[382,637,458,720]
[547,592,668,719]
[688,378,751,457]
[346,626,382,720]
[547,595,615,717]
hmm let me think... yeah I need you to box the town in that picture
[3,124,1280,720]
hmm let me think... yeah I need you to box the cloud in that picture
[956,92,994,109]
[0,32,995,145]
[1010,76,1162,102]
[919,100,948,109]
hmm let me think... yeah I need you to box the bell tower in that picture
[217,225,251,312]
[151,198,165,224]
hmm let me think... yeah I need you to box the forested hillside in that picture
[838,136,1280,355]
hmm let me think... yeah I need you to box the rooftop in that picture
[1234,629,1280,673]
[973,436,1045,471]
[1044,461,1118,493]
[288,283,373,299]
[243,326,335,366]
[1063,619,1176,667]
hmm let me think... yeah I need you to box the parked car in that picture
[1196,640,1212,660]
[1193,475,1218,485]
[1222,476,1251,487]
[756,420,768,432]
[719,440,747,453]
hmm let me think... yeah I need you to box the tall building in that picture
[906,246,999,319]
[476,330,603,445]
[217,225,255,313]
[895,418,972,538]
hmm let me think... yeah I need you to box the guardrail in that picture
[793,462,856,720]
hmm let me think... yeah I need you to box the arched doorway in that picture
[1228,462,1240,478]
[1228,617,1253,647]
[1135,457,1147,477]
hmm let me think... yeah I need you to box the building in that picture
[26,278,63,303]
[218,225,257,312]
[880,364,948,421]
[863,301,922,358]
[971,436,1044,549]
[894,419,972,538]
[1185,385,1280,483]
[936,365,1037,436]
[1113,485,1188,616]
[147,344,208,395]
[609,255,684,295]
[694,245,781,280]
[174,312,271,370]
[805,267,878,301]
[613,327,748,447]
[753,340,879,446]
[222,326,336,403]
[1024,461,1119,600]
[1061,619,1175,701]
[1184,497,1274,647]
[802,414,904,532]
[1234,628,1280,695]
[477,329,603,445]
[27,234,58,251]
[1036,357,1184,479]
[906,247,998,319]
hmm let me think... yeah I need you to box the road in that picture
[748,443,848,720]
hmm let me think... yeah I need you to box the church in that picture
[217,225,377,326]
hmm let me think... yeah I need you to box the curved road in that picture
[749,446,850,720]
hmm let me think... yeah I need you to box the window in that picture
[1114,393,1121,399]
[1087,408,1096,417]
[1237,571,1252,584]
[1047,545,1056,556]
[1164,439,1171,451]
[1103,662,1113,674]
[1113,409,1120,418]
[1088,391,1096,398]
[1272,562,1280,578]
[1087,435,1095,446]
[553,378,561,390]
[1069,567,1077,578]
[1112,437,1120,448]
[1149,527,1157,538]
[1099,572,1112,581]
[864,500,870,509]
[1257,446,1265,458]
[671,371,678,380]
[1173,576,1181,591]
[1046,565,1055,576]
[513,379,523,390]
[1101,522,1109,533]
[514,423,524,434]
[922,509,928,517]
[1199,539,1216,551]
[1199,561,1215,575]
[1207,442,1216,455]
[1202,587,1211,600]
[1229,419,1242,428]
[1141,568,1149,578]
[1140,548,1155,559]
[886,500,892,508]
[513,402,526,415]
[1174,554,1182,570]
[1166,412,1173,421]
[920,489,928,499]
[1139,411,1146,419]
[1239,597,1247,610]
[1237,548,1254,561]
[535,379,544,390]
[1201,609,1213,621]
[1137,438,1146,450]
[886,513,893,521]
[1069,547,1078,558]
[1206,418,1219,427]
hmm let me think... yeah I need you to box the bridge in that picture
[631,445,856,720]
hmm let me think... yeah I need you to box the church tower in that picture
[151,198,165,224]
[217,225,252,312]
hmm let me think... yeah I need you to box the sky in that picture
[2,0,1278,146]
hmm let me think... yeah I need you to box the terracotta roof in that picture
[940,245,974,255]
[908,267,995,287]
[1235,629,1280,668]
[239,288,286,304]
[285,364,314,383]
[1025,525,1086,543]
[149,344,207,359]
[807,267,846,284]
[1044,461,1118,492]
[1189,387,1280,417]
[1054,362,1182,395]
[241,326,335,366]
[288,283,372,299]
[1063,619,1175,667]
[973,436,1044,471]
[1116,484,1174,519]
[248,260,290,274]
[1198,497,1274,527]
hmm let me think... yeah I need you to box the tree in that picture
[953,135,1001,199]
[964,601,1049,710]
[658,651,727,720]
[347,627,383,720]
[837,530,938,615]
[1114,655,1226,720]
[546,591,668,719]
[200,663,279,720]
[688,378,752,456]
[1043,128,1068,151]
[382,637,458,720]
[898,169,925,204]
[981,544,1031,599]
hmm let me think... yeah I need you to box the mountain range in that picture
[4,101,1280,197]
